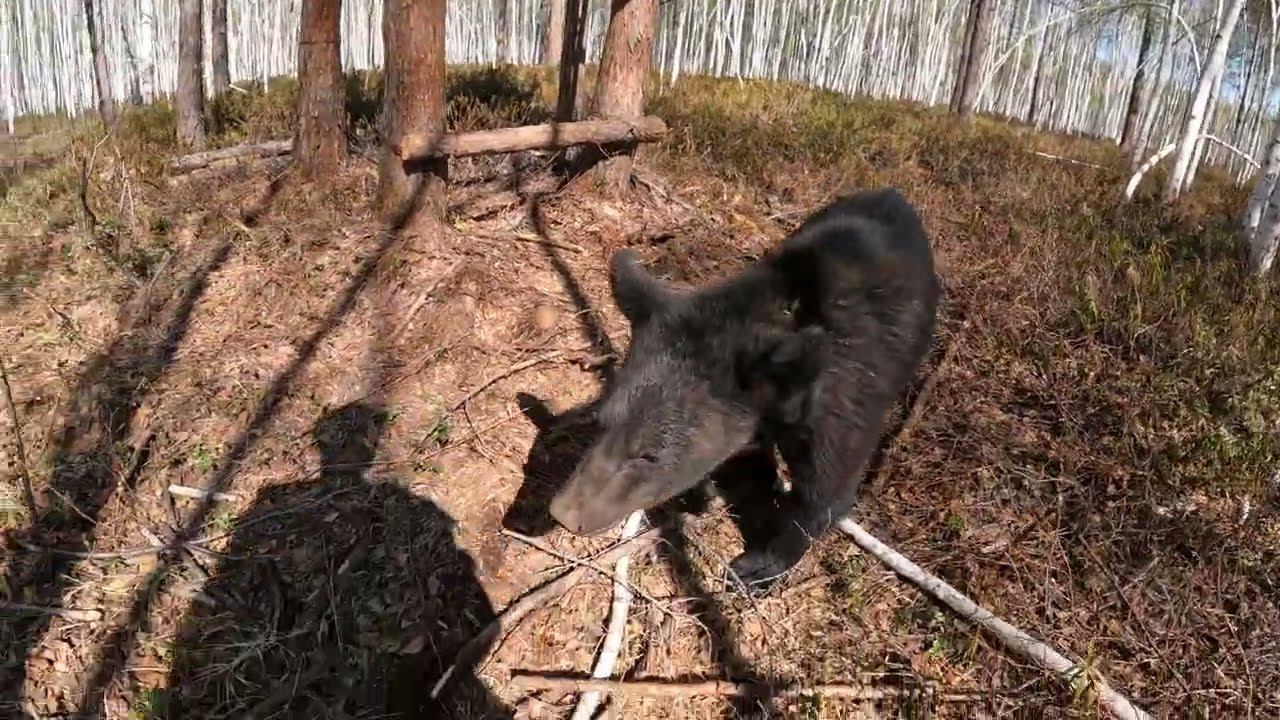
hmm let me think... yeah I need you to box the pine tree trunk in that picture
[953,0,994,123]
[377,0,447,227]
[591,0,659,191]
[210,0,230,96]
[1163,0,1245,202]
[1119,9,1154,153]
[543,0,566,66]
[176,0,206,150]
[496,0,509,63]
[556,0,588,121]
[82,0,115,123]
[1131,0,1178,168]
[296,0,347,176]
[949,0,979,115]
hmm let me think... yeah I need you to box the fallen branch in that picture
[0,601,102,622]
[835,519,1151,720]
[511,674,982,701]
[571,511,646,720]
[429,527,662,700]
[168,139,293,173]
[395,117,668,164]
[168,484,240,502]
[1124,134,1259,201]
[0,358,37,517]
[449,351,562,412]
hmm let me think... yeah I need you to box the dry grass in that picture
[1,67,1278,719]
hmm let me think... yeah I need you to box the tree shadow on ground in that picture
[1,221,234,710]
[162,401,510,719]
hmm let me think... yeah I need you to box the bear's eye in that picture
[637,452,659,464]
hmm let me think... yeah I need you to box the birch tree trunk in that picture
[1163,0,1246,202]
[1242,120,1280,272]
[543,0,566,66]
[83,0,116,123]
[1246,124,1280,275]
[952,0,995,123]
[176,0,206,150]
[592,0,660,191]
[296,0,346,176]
[1119,8,1154,153]
[210,0,230,96]
[377,0,447,227]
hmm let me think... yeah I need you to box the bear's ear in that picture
[736,327,824,419]
[610,249,671,325]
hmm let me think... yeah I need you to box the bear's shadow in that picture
[164,401,512,719]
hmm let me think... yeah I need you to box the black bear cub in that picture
[549,187,940,592]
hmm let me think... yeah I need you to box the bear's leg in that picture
[727,428,869,594]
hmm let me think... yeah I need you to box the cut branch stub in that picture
[393,116,668,164]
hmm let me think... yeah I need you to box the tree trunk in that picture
[952,0,995,123]
[949,0,979,115]
[296,0,347,176]
[210,0,231,97]
[591,0,660,191]
[543,0,566,66]
[556,0,588,121]
[1163,0,1245,202]
[1119,9,1154,153]
[377,0,447,227]
[82,0,115,124]
[1027,22,1047,126]
[1246,122,1280,275]
[176,0,206,150]
[1130,0,1177,168]
[496,0,510,63]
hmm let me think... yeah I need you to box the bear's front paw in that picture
[726,550,794,596]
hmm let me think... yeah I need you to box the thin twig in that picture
[836,519,1151,720]
[0,357,37,517]
[571,511,646,720]
[0,601,102,622]
[429,528,662,700]
[871,317,971,489]
[501,527,674,616]
[390,259,464,343]
[449,351,562,412]
[512,231,585,255]
[510,674,983,701]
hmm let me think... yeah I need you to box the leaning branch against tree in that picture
[1124,134,1259,201]
[836,519,1151,720]
[393,117,668,164]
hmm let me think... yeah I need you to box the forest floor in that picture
[2,67,1279,719]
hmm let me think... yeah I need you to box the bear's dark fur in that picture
[549,187,940,591]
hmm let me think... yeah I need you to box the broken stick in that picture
[836,519,1151,720]
[511,675,982,701]
[429,527,661,700]
[395,116,668,164]
[571,510,646,720]
[0,357,37,517]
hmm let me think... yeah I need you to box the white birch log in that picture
[570,510,645,720]
[836,518,1151,720]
